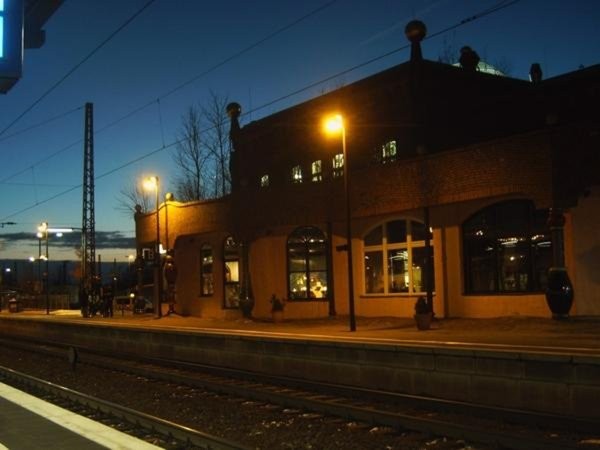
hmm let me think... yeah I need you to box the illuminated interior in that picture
[363,219,434,295]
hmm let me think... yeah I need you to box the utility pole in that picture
[81,103,96,316]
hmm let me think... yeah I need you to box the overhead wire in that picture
[0,0,520,223]
[0,0,339,188]
[0,106,83,144]
[0,0,158,138]
[244,0,521,117]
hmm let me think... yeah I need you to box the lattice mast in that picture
[81,102,96,290]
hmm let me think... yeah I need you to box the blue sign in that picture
[0,0,5,59]
[0,0,24,94]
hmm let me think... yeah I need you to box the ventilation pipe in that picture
[529,63,543,83]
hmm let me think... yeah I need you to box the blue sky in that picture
[1,0,599,261]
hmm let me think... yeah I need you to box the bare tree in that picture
[116,182,152,215]
[202,91,231,197]
[491,56,513,76]
[437,36,458,64]
[171,93,232,201]
[172,105,212,201]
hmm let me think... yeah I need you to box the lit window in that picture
[463,200,551,293]
[291,165,303,183]
[223,236,240,309]
[260,174,269,187]
[200,244,213,296]
[311,160,322,182]
[332,153,344,178]
[381,140,397,163]
[287,226,328,300]
[363,220,434,295]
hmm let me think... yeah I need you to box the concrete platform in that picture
[0,382,161,450]
[2,309,600,354]
[1,311,600,420]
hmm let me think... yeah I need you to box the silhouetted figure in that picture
[79,287,89,318]
[102,284,113,317]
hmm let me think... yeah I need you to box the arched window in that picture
[463,200,551,293]
[287,226,328,300]
[200,244,213,296]
[363,219,434,295]
[223,236,240,308]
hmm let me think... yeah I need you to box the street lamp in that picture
[143,175,162,318]
[37,222,50,314]
[324,114,356,332]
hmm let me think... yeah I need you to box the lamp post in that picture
[35,225,78,313]
[37,222,49,314]
[324,114,356,332]
[164,192,173,252]
[144,176,162,318]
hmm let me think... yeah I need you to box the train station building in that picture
[134,26,600,321]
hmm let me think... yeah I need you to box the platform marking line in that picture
[0,382,161,450]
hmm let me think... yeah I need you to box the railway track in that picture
[2,337,599,450]
[0,364,249,450]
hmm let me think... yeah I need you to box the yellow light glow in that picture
[323,114,344,135]
[143,176,158,191]
[37,222,48,233]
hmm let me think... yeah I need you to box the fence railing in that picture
[1,294,73,312]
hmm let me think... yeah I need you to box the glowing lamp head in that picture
[143,176,159,191]
[37,222,48,233]
[324,114,344,135]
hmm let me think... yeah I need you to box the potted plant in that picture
[414,296,432,330]
[270,294,285,323]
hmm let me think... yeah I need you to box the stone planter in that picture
[414,312,432,330]
[545,268,574,319]
[239,297,254,318]
[272,310,284,323]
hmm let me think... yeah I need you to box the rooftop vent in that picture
[226,102,242,119]
[405,20,427,62]
[529,63,543,83]
[459,46,480,71]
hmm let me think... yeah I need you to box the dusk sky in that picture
[1,0,599,262]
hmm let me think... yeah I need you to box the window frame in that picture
[223,236,241,309]
[287,226,329,301]
[363,219,433,296]
[381,140,397,164]
[332,153,344,178]
[200,243,214,296]
[260,174,269,187]
[462,200,551,295]
[311,160,322,182]
[291,165,303,183]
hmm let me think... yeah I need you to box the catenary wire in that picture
[0,0,158,138]
[0,106,83,144]
[0,0,339,186]
[0,0,520,223]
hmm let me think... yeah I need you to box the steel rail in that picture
[103,360,589,450]
[1,337,595,450]
[0,364,250,450]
